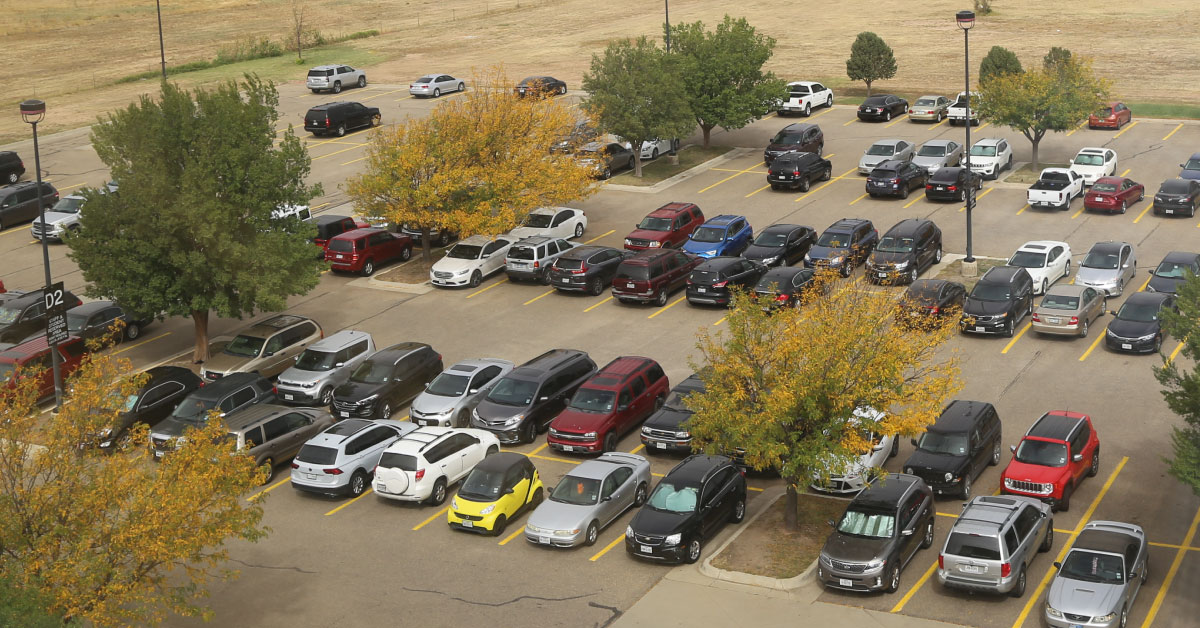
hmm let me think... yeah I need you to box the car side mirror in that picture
[1109,310,1118,316]
[539,396,549,402]
[505,487,514,495]
[1053,561,1062,569]
[468,388,479,394]
[872,445,884,452]
[293,355,300,362]
[827,519,836,528]
[617,403,629,412]
[603,495,612,502]
[264,351,275,357]
[910,438,919,447]
[1072,453,1083,462]
[901,528,914,536]
[1009,445,1017,453]
[1128,571,1137,580]
[335,362,345,367]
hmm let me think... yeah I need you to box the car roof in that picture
[921,139,956,147]
[225,403,295,429]
[242,314,312,336]
[870,160,906,172]
[307,101,354,111]
[457,234,505,246]
[872,138,905,147]
[330,227,386,242]
[507,349,587,381]
[929,167,966,181]
[624,249,675,265]
[474,451,528,473]
[1028,411,1087,441]
[308,329,370,352]
[188,372,264,398]
[1162,250,1200,263]
[67,300,116,316]
[980,265,1024,283]
[883,218,932,237]
[675,373,707,393]
[0,292,53,309]
[1017,240,1068,252]
[916,94,944,100]
[953,496,1028,534]
[569,457,635,480]
[1073,527,1139,556]
[649,202,698,217]
[825,218,871,233]
[0,335,79,360]
[370,342,433,363]
[1088,241,1127,255]
[930,400,994,433]
[314,214,353,226]
[1076,147,1108,154]
[780,123,818,134]
[1124,291,1170,307]
[512,235,555,247]
[445,358,510,374]
[761,266,808,282]
[974,138,1005,146]
[310,65,341,70]
[703,215,745,226]
[787,81,821,87]
[528,206,574,216]
[1044,284,1089,298]
[854,473,920,508]
[144,365,200,383]
[696,256,743,271]
[760,223,806,235]
[664,454,731,485]
[1160,178,1194,191]
[583,356,654,390]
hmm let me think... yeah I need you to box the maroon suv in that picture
[547,357,670,454]
[611,250,702,307]
[624,202,705,250]
[325,228,413,276]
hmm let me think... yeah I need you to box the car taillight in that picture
[325,118,331,128]
[291,462,299,469]
[573,264,587,275]
[908,109,914,114]
[892,178,902,185]
[793,171,801,176]
[533,260,540,268]
[925,184,933,190]
[1031,313,1041,322]
[1069,316,1079,325]
[938,554,945,569]
[272,386,278,395]
[775,293,789,303]
[926,306,940,315]
[948,185,957,191]
[1001,562,1011,578]
[415,469,426,480]
[712,281,728,288]
[323,468,343,475]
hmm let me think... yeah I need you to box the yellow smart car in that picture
[448,452,543,536]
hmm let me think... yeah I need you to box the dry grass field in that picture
[1,0,1197,143]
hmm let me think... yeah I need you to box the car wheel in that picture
[885,111,892,121]
[685,538,702,564]
[1138,190,1145,202]
[433,88,441,98]
[934,246,943,264]
[840,263,851,278]
[1154,335,1162,353]
[990,439,1001,466]
[601,167,612,180]
[921,520,934,549]
[822,166,832,181]
[558,85,567,95]
[348,470,368,497]
[1003,318,1015,338]
[1079,320,1088,338]
[825,95,833,108]
[427,478,448,506]
[584,521,600,546]
[376,401,391,420]
[1058,484,1072,512]
[333,81,342,94]
[400,246,412,261]
[770,183,781,191]
[336,123,346,137]
[885,565,901,594]
[908,267,918,284]
[320,387,333,405]
[901,184,910,199]
[357,75,367,89]
[538,268,552,285]
[530,487,544,507]
[491,514,507,537]
[1041,279,1048,295]
[588,277,604,296]
[634,482,648,506]
[469,270,482,288]
[1121,200,1127,214]
[458,83,465,93]
[574,223,585,238]
[649,289,667,307]
[960,474,972,499]
[652,148,659,160]
[1089,449,1100,477]
[959,188,966,203]
[361,259,375,276]
[798,177,810,192]
[602,432,617,453]
[1040,523,1054,552]
[124,322,141,340]
[890,437,899,458]
[258,457,274,485]
[730,497,746,523]
[803,103,812,117]
[1009,568,1026,598]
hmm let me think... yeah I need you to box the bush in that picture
[214,37,284,65]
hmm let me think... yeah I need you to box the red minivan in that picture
[325,228,413,276]
[624,202,705,251]
[547,357,670,454]
[0,336,88,402]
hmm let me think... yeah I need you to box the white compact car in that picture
[373,427,501,506]
[1007,240,1072,295]
[625,138,680,161]
[1068,147,1118,186]
[506,207,588,240]
[968,138,1014,180]
[429,235,514,288]
[809,407,895,494]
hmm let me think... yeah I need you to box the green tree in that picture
[667,15,787,148]
[686,276,961,528]
[1156,271,1200,496]
[0,574,71,628]
[979,45,1023,84]
[845,32,897,97]
[977,55,1109,169]
[1044,46,1074,73]
[69,76,324,363]
[582,36,695,176]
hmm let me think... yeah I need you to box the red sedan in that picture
[1083,176,1144,214]
[1088,102,1132,129]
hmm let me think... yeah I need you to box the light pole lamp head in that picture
[956,10,976,31]
[20,99,46,124]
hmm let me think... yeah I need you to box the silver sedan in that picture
[859,139,914,174]
[524,452,651,547]
[1075,240,1136,296]
[912,140,963,175]
[409,73,466,98]
[1045,521,1148,628]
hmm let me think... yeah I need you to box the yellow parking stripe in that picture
[1141,507,1200,628]
[647,295,686,319]
[341,155,369,166]
[1000,323,1031,354]
[1133,202,1154,223]
[1165,340,1186,366]
[359,88,408,102]
[884,114,909,128]
[324,487,373,516]
[247,476,291,502]
[928,118,949,131]
[498,526,525,546]
[465,278,507,299]
[523,290,555,306]
[395,95,414,101]
[1065,121,1086,137]
[1071,207,1086,219]
[584,296,613,312]
[1078,333,1105,362]
[1139,275,1152,292]
[312,142,370,161]
[794,167,857,203]
[903,194,924,208]
[589,533,626,561]
[112,332,171,355]
[530,442,549,456]
[629,444,645,454]
[1162,123,1183,141]
[1112,120,1139,139]
[1120,168,1131,177]
[583,229,614,244]
[713,316,726,326]
[848,192,869,206]
[843,117,858,127]
[807,107,835,120]
[412,505,450,531]
[698,163,764,194]
[974,122,989,132]
[822,153,835,159]
[890,560,938,613]
[745,184,772,198]
[1016,203,1030,215]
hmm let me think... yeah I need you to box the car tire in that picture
[574,223,585,238]
[602,432,617,453]
[885,565,901,594]
[400,245,412,261]
[584,521,600,546]
[336,124,346,137]
[960,474,972,499]
[730,497,746,523]
[348,470,368,497]
[538,268,552,285]
[361,259,375,276]
[959,189,966,202]
[798,177,810,192]
[333,81,342,94]
[634,482,648,506]
[491,514,507,537]
[588,277,604,296]
[124,322,141,340]
[990,439,1001,466]
[890,437,899,458]
[458,83,465,93]
[1079,320,1088,338]
[934,246,943,264]
[1089,449,1100,477]
[822,166,832,181]
[1058,484,1072,512]
[921,520,934,549]
[803,103,812,117]
[601,167,612,180]
[376,401,391,420]
[520,420,537,444]
[685,538,702,564]
[1154,335,1162,353]
[311,88,320,94]
[653,290,669,307]
[433,88,441,98]
[652,148,659,160]
[530,487,544,507]
[558,85,567,95]
[320,387,333,405]
[1040,523,1054,552]
[1009,568,1026,598]
[770,183,780,191]
[840,263,851,278]
[908,267,918,284]
[1041,279,1048,295]
[885,111,892,121]
[258,457,274,485]
[469,270,482,288]
[427,478,448,506]
[357,76,367,89]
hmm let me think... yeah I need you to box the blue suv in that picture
[681,215,753,259]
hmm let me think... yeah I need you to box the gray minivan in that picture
[276,330,374,406]
[225,404,336,484]
[0,181,58,230]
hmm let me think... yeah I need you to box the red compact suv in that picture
[547,357,670,454]
[325,228,413,276]
[624,202,705,251]
[1000,411,1100,512]
[0,336,88,402]
[610,250,702,306]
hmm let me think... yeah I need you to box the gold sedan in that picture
[1030,285,1106,338]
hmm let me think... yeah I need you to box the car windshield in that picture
[971,145,997,157]
[446,244,483,260]
[523,213,554,228]
[350,359,392,384]
[637,216,672,231]
[663,389,695,411]
[915,98,937,106]
[485,377,538,406]
[1040,294,1080,311]
[1082,250,1120,269]
[691,226,726,243]
[1014,439,1068,467]
[970,282,1011,302]
[1116,302,1160,322]
[459,468,506,501]
[753,231,788,247]
[1060,550,1126,584]
[876,236,914,253]
[1009,251,1047,268]
[223,335,265,358]
[550,476,602,505]
[569,387,616,413]
[769,132,805,146]
[867,144,896,156]
[51,197,84,214]
[426,372,469,397]
[646,481,699,513]
[0,364,13,383]
[415,76,435,83]
[171,397,217,422]
[65,312,88,333]
[1184,158,1200,171]
[918,145,946,157]
[1073,154,1104,166]
[916,431,968,455]
[1155,261,1193,278]
[837,508,895,538]
[816,232,849,248]
[945,533,1001,560]
[294,349,337,372]
[1090,182,1118,193]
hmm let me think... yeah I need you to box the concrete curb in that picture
[603,147,754,194]
[361,275,434,294]
[698,487,819,591]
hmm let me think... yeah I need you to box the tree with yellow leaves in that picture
[346,66,599,262]
[0,349,266,626]
[687,275,961,528]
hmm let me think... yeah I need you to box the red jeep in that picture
[1000,411,1100,512]
[547,357,670,454]
[0,336,88,403]
[325,228,413,276]
[624,203,705,251]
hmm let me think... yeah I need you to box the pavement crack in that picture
[225,558,317,574]
[999,349,1042,400]
[398,586,591,608]
[588,601,623,628]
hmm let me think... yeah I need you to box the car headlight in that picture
[1045,607,1062,618]
[994,312,1008,318]
[1094,611,1117,622]
[625,525,634,537]
[548,428,560,437]
[675,431,690,439]
[648,241,662,248]
[705,250,718,256]
[360,394,379,405]
[503,414,525,427]
[480,504,496,515]
[894,261,910,270]
[1145,284,1156,292]
[820,553,833,566]
[454,268,471,276]
[829,255,845,265]
[451,497,459,510]
[944,472,954,482]
[1106,329,1118,338]
[98,427,113,438]
[664,533,682,546]
[865,558,886,570]
[1137,333,1157,342]
[583,432,597,439]
[624,238,634,246]
[804,253,812,262]
[557,528,580,536]
[762,255,780,265]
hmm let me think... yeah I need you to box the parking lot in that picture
[2,81,1198,628]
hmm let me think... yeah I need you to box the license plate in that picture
[1122,343,1132,350]
[975,326,986,333]
[305,473,317,480]
[1047,317,1061,324]
[154,450,163,458]
[539,536,552,545]
[462,520,474,528]
[559,277,570,283]
[1069,624,1084,628]
[656,442,667,449]
[839,578,853,587]
[336,254,345,259]
[340,411,350,418]
[283,394,294,400]
[1094,196,1103,202]
[561,445,574,452]
[626,282,635,288]
[959,564,983,574]
[877,272,888,278]
[936,186,945,191]
[1165,209,1175,214]
[640,544,652,554]
[697,287,706,293]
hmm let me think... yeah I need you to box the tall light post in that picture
[664,0,671,52]
[156,0,167,81]
[957,9,975,264]
[20,99,63,411]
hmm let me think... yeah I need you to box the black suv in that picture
[763,123,824,166]
[472,349,597,444]
[866,160,929,199]
[960,266,1035,337]
[903,400,1002,498]
[804,218,878,277]
[685,257,767,307]
[0,181,58,230]
[924,166,981,202]
[92,366,204,452]
[767,152,832,192]
[866,218,942,285]
[303,101,381,137]
[0,288,83,344]
[332,342,443,420]
[641,373,705,454]
[626,454,747,564]
[741,223,816,267]
[149,372,277,459]
[0,151,24,184]
[549,245,632,295]
[817,473,935,593]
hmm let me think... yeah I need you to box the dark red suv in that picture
[325,228,413,276]
[610,250,702,306]
[547,357,670,454]
[624,203,705,251]
[0,336,88,403]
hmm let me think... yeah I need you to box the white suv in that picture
[306,65,367,94]
[968,138,1014,180]
[373,427,500,505]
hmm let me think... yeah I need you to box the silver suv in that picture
[410,358,514,427]
[290,418,417,498]
[506,236,578,284]
[306,65,367,94]
[276,330,374,406]
[938,495,1054,597]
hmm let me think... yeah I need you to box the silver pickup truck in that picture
[31,194,85,242]
[1027,168,1084,211]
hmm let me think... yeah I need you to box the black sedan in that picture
[741,224,816,267]
[896,279,966,329]
[578,142,635,179]
[754,267,819,309]
[767,152,832,192]
[1153,178,1200,217]
[92,366,204,450]
[515,76,567,98]
[686,257,767,307]
[549,245,633,295]
[866,160,928,199]
[66,300,154,345]
[924,166,981,202]
[1105,292,1175,353]
[857,94,909,121]
[1147,251,1200,294]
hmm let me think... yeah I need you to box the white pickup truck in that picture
[947,91,980,126]
[778,81,833,117]
[1027,168,1084,211]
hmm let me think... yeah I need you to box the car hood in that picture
[203,352,253,375]
[277,366,326,387]
[963,297,1011,316]
[904,448,968,475]
[1147,275,1181,294]
[526,498,594,532]
[859,156,890,168]
[1047,575,1125,618]
[742,244,784,261]
[1180,169,1200,181]
[630,505,691,537]
[821,532,891,563]
[643,407,691,432]
[1107,317,1158,339]
[508,226,550,240]
[971,155,1001,166]
[33,211,76,226]
[333,380,388,402]
[765,143,800,155]
[627,228,670,242]
[1003,457,1062,483]
[475,398,531,421]
[870,251,915,266]
[551,409,612,433]
[411,391,462,416]
[151,417,203,439]
[431,257,482,274]
[912,156,945,169]
[682,240,723,256]
[1075,266,1120,285]
[1070,164,1106,174]
[808,245,850,261]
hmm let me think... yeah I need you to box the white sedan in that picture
[1068,147,1117,186]
[429,235,514,288]
[624,138,679,161]
[809,408,896,494]
[1007,240,1072,295]
[506,207,588,240]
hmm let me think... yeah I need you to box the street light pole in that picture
[957,10,976,264]
[664,0,671,53]
[156,0,167,81]
[20,99,63,411]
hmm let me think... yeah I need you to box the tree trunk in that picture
[784,480,799,529]
[633,152,643,178]
[1030,138,1041,172]
[421,227,433,264]
[191,310,210,364]
[701,124,714,149]
[865,80,873,98]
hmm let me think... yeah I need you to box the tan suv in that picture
[225,403,336,483]
[202,315,323,381]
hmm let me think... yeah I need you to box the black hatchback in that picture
[1153,178,1200,217]
[741,223,816,267]
[866,160,928,199]
[866,218,942,285]
[897,279,966,328]
[754,267,819,309]
[686,257,767,307]
[549,245,632,295]
[924,166,981,202]
[767,152,832,192]
[626,454,747,564]
[303,101,381,137]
